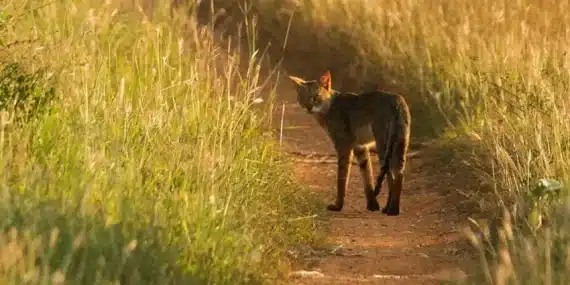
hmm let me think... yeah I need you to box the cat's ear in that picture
[319,70,332,92]
[288,75,307,86]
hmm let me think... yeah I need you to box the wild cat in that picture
[288,71,411,215]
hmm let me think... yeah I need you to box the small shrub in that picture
[0,62,55,120]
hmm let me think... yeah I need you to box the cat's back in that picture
[329,90,405,115]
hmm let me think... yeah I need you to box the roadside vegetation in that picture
[0,1,321,284]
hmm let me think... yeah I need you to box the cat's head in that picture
[288,70,333,114]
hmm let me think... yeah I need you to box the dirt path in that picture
[272,78,480,285]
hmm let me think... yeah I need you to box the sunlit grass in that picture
[0,0,322,284]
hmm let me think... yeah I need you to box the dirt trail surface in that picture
[273,78,479,285]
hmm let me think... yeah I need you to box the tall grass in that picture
[202,0,570,283]
[0,0,321,284]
